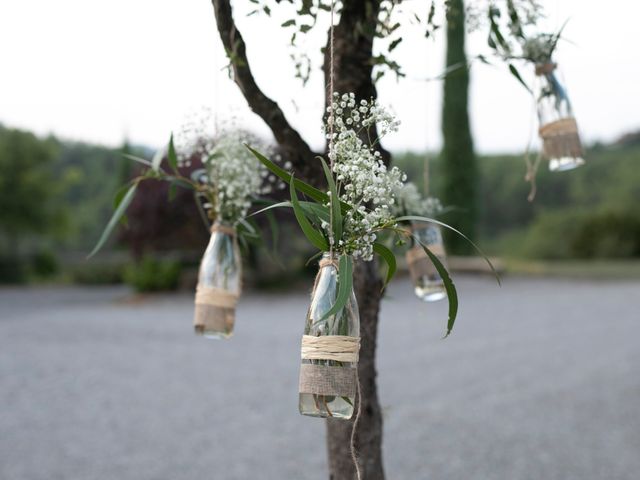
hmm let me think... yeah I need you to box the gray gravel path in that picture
[1,276,639,480]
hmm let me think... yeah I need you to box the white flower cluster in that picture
[324,93,405,261]
[201,130,272,223]
[175,112,280,224]
[521,33,557,64]
[392,182,443,218]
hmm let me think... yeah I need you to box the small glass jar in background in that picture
[298,253,359,420]
[193,222,242,339]
[534,62,585,172]
[406,221,447,302]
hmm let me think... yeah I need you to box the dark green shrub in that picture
[0,255,28,284]
[31,249,59,277]
[124,256,181,292]
[70,262,126,284]
[570,210,640,258]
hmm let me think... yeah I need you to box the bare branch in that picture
[211,0,320,181]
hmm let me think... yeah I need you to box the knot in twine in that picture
[535,62,557,76]
[210,223,236,236]
[318,256,339,269]
[301,335,360,363]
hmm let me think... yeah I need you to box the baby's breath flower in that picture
[175,113,276,224]
[323,94,404,260]
[392,181,443,218]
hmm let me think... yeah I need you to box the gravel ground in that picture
[1,275,639,480]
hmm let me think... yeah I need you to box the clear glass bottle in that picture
[193,222,241,339]
[407,221,447,302]
[535,62,585,172]
[299,253,359,419]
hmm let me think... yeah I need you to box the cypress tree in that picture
[441,0,477,254]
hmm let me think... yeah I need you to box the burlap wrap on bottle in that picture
[298,257,360,398]
[535,62,583,160]
[299,335,360,398]
[539,117,583,160]
[405,243,446,283]
[193,286,238,334]
[193,223,240,335]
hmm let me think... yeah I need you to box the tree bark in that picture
[324,2,387,479]
[210,1,387,478]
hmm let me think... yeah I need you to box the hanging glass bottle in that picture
[298,254,360,420]
[406,221,447,302]
[193,222,242,339]
[535,62,585,172]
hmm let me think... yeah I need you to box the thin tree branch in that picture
[211,0,320,182]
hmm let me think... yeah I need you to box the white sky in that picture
[1,0,638,154]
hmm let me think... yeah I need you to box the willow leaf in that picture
[167,134,178,172]
[395,215,500,284]
[509,63,532,93]
[417,240,458,337]
[88,183,138,258]
[319,157,342,241]
[246,145,326,203]
[290,177,329,251]
[122,154,153,168]
[373,242,396,289]
[246,145,351,213]
[320,255,353,321]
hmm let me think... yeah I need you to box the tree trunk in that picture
[441,0,477,254]
[210,1,387,478]
[325,2,387,479]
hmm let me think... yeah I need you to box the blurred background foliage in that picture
[1,122,639,288]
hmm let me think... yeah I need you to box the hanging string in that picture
[327,2,362,479]
[524,75,542,202]
[423,45,431,197]
[328,0,336,260]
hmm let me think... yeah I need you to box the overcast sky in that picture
[1,0,639,154]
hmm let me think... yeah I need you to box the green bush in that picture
[70,262,126,285]
[505,208,640,260]
[0,256,28,284]
[124,256,181,292]
[571,209,640,258]
[31,250,59,277]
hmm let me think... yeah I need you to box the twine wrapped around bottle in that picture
[538,117,583,160]
[193,223,241,336]
[534,62,584,162]
[299,335,360,398]
[298,257,360,398]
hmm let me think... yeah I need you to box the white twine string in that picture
[300,335,360,363]
[327,4,361,478]
[328,0,336,259]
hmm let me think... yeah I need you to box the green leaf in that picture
[168,182,177,202]
[151,147,164,173]
[88,182,138,258]
[122,153,153,168]
[395,215,501,285]
[417,240,458,337]
[281,19,296,27]
[250,200,329,224]
[319,157,342,242]
[290,177,329,251]
[246,145,326,203]
[245,145,352,214]
[508,63,532,93]
[167,134,178,171]
[373,242,396,289]
[389,37,403,52]
[320,255,353,321]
